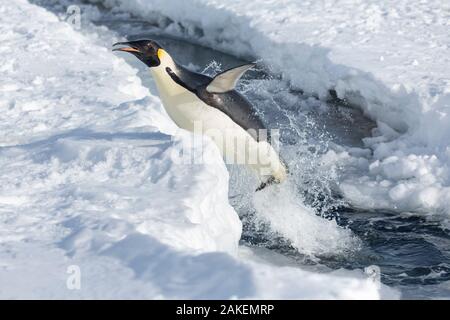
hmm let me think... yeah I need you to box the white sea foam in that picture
[253,180,360,256]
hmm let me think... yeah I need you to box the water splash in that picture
[227,72,363,259]
[252,180,360,256]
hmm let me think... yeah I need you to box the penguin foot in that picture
[255,176,277,192]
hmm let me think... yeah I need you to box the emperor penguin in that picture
[113,39,287,191]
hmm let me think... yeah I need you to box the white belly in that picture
[150,66,286,182]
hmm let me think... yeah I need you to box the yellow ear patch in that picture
[157,48,165,60]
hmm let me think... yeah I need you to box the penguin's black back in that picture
[173,64,267,142]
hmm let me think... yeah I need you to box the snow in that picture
[0,0,398,299]
[91,0,450,216]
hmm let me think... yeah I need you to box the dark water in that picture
[32,0,450,299]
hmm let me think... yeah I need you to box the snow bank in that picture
[0,0,397,299]
[0,0,239,254]
[91,0,450,215]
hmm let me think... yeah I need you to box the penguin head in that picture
[113,39,163,67]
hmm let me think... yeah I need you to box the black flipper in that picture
[165,67,196,92]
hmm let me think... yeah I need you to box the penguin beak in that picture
[112,42,141,54]
[111,39,162,67]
